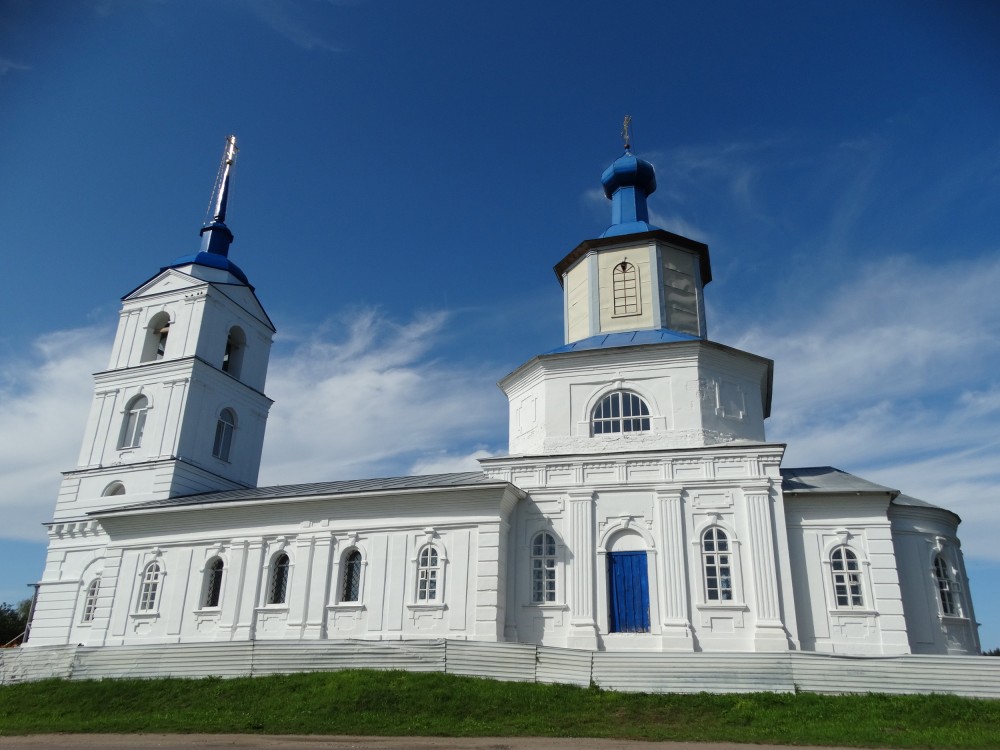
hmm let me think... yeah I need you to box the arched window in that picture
[702,527,733,601]
[138,562,161,612]
[612,260,640,315]
[81,579,99,623]
[531,532,557,603]
[119,395,149,449]
[102,481,126,497]
[592,391,650,435]
[203,558,224,608]
[341,550,362,603]
[934,554,959,616]
[831,546,864,608]
[268,553,289,605]
[213,408,237,462]
[416,546,440,602]
[222,326,246,379]
[141,312,171,362]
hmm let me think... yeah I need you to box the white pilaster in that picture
[566,489,598,649]
[744,484,790,651]
[288,535,315,636]
[234,540,264,640]
[304,533,334,638]
[656,488,693,649]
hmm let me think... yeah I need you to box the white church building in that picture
[25,135,980,658]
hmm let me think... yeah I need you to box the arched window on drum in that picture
[592,391,650,435]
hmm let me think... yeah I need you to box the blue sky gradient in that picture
[1,0,998,648]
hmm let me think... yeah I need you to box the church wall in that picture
[659,245,702,337]
[889,505,979,655]
[597,246,655,333]
[41,487,517,647]
[504,343,769,457]
[190,288,273,393]
[54,458,250,523]
[693,349,768,444]
[564,258,590,343]
[491,444,795,653]
[28,525,108,646]
[172,359,271,488]
[560,240,708,343]
[785,496,910,655]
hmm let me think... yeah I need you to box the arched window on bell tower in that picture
[141,312,172,363]
[119,395,149,449]
[222,326,246,379]
[213,408,237,462]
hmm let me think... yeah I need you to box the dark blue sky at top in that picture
[1,0,997,368]
[1,0,999,644]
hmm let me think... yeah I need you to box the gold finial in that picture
[622,115,632,151]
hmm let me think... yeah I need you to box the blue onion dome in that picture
[600,148,661,238]
[601,150,657,199]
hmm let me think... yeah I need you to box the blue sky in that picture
[1,0,999,648]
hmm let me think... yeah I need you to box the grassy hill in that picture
[1,669,998,748]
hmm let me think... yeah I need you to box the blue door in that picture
[607,551,650,633]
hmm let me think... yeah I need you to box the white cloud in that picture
[4,254,997,567]
[0,327,110,541]
[0,309,507,541]
[648,210,710,243]
[409,448,497,476]
[246,0,342,52]
[717,253,1000,560]
[258,308,506,485]
[0,58,30,77]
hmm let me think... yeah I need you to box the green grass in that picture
[1,670,998,748]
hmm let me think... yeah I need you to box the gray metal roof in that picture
[780,467,897,495]
[893,493,948,512]
[94,471,504,514]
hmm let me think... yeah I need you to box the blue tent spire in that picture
[199,135,238,256]
[600,117,660,238]
[162,135,250,286]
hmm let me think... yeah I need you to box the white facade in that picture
[23,146,980,659]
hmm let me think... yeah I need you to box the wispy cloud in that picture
[246,0,342,52]
[0,327,109,541]
[648,210,710,243]
[259,308,505,484]
[409,448,497,476]
[4,257,998,565]
[718,253,1000,560]
[0,58,30,77]
[0,309,506,542]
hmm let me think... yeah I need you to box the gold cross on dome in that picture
[622,115,632,150]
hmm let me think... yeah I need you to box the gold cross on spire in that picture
[622,115,632,151]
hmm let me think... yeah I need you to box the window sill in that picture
[328,603,366,611]
[130,611,160,620]
[522,603,568,610]
[255,605,289,613]
[192,607,222,615]
[611,312,642,319]
[941,615,969,623]
[828,608,878,617]
[695,602,748,611]
[407,602,446,611]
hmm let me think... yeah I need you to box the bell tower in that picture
[52,136,275,521]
